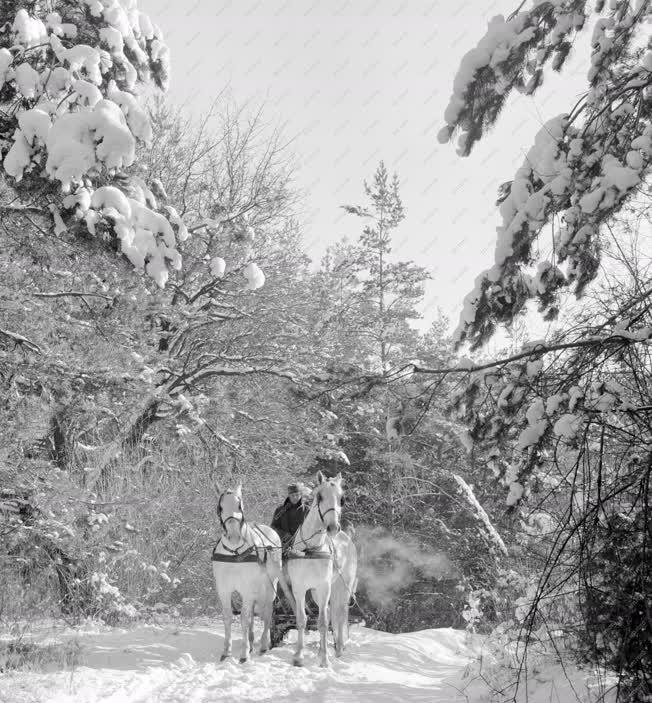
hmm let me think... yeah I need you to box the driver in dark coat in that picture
[271,482,311,553]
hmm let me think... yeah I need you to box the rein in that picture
[318,503,338,523]
[286,549,332,561]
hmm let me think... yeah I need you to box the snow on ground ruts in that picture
[1,621,471,703]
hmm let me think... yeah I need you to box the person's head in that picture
[287,482,305,505]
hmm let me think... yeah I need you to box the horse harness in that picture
[213,488,343,564]
[211,545,260,563]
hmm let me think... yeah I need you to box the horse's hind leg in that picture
[259,582,276,654]
[336,602,348,656]
[293,590,307,667]
[330,593,344,657]
[259,600,270,654]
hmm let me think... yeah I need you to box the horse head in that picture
[314,471,344,536]
[218,483,245,540]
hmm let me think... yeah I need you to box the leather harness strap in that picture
[286,549,333,561]
[211,544,260,563]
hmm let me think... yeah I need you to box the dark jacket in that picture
[271,497,310,547]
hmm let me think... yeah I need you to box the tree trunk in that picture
[90,397,163,492]
[50,409,71,470]
[34,534,91,616]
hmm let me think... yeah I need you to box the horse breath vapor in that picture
[354,526,456,607]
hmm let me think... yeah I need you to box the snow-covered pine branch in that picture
[439,0,652,349]
[0,1,189,287]
[453,316,652,506]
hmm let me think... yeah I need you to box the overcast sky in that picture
[140,0,590,331]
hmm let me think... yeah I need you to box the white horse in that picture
[286,471,358,667]
[211,484,282,663]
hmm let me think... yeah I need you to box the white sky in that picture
[140,0,590,331]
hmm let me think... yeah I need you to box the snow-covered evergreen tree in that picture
[342,161,430,375]
[434,4,652,695]
[439,0,652,349]
[0,0,185,287]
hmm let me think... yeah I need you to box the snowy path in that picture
[2,621,472,703]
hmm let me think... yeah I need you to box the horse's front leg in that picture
[293,589,307,667]
[240,599,253,663]
[330,584,347,657]
[219,589,233,661]
[316,584,331,668]
[248,605,255,653]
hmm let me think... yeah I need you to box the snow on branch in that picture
[410,327,652,376]
[452,473,508,556]
[440,1,652,349]
[33,290,113,301]
[0,3,188,287]
[162,363,301,392]
[0,327,42,355]
[439,2,589,156]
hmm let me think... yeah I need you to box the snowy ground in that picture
[1,619,617,703]
[1,619,471,703]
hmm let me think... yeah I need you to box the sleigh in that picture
[269,587,364,648]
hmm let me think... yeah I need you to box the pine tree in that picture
[439,1,652,350]
[431,4,652,695]
[342,161,430,375]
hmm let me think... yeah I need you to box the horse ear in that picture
[235,483,242,496]
[317,471,325,484]
[335,472,342,481]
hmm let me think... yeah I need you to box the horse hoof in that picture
[293,657,303,667]
[239,657,249,664]
[259,647,268,655]
[220,654,230,662]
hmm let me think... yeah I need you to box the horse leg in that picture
[240,598,253,663]
[330,593,344,658]
[331,581,348,656]
[316,584,331,668]
[336,602,346,657]
[219,589,233,661]
[293,589,307,667]
[260,580,276,654]
[248,606,255,654]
